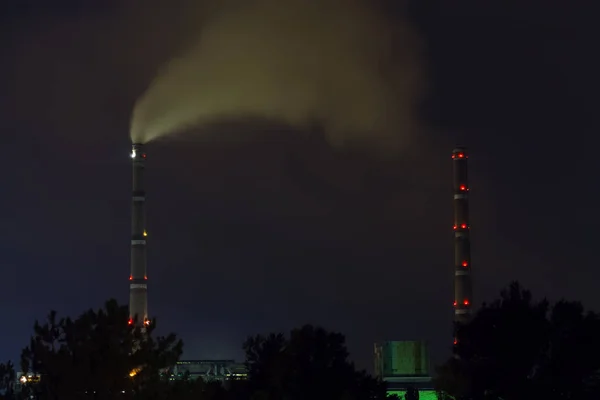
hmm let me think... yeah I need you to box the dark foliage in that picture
[243,324,387,400]
[0,361,16,399]
[404,386,419,400]
[19,299,183,400]
[435,281,600,400]
[9,301,386,399]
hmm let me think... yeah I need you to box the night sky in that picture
[1,0,598,371]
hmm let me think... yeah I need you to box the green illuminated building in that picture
[374,341,437,398]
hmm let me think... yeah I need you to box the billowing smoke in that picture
[130,0,424,151]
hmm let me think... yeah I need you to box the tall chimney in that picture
[452,146,473,328]
[129,143,149,326]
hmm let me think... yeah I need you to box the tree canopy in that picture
[243,324,387,400]
[0,361,16,399]
[435,281,600,400]
[7,302,389,400]
[19,299,182,399]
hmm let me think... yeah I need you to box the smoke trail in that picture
[130,0,423,151]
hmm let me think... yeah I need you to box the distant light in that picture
[129,275,133,280]
[462,261,468,267]
[143,230,148,237]
[453,301,457,306]
[130,150,136,159]
[20,376,27,384]
[128,319,133,325]
[144,275,147,280]
[459,185,466,191]
[144,320,151,326]
[453,339,458,345]
[142,153,147,158]
[463,299,469,306]
[453,225,457,230]
[458,153,464,158]
[461,224,467,229]
[452,155,455,159]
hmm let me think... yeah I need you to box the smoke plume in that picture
[130,0,423,151]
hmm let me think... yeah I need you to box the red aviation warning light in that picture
[462,261,468,267]
[129,275,133,280]
[452,150,468,159]
[459,185,466,191]
[453,301,457,306]
[463,299,470,306]
[128,318,133,325]
[461,223,467,229]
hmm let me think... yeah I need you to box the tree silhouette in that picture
[435,281,600,400]
[0,361,16,399]
[404,386,419,400]
[243,324,387,400]
[20,299,182,400]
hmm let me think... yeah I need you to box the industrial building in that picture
[374,341,436,399]
[170,360,248,383]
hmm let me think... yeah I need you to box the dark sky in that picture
[0,0,598,371]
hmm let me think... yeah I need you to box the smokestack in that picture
[452,146,473,329]
[129,143,149,326]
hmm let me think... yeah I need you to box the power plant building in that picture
[374,341,436,400]
[171,360,248,384]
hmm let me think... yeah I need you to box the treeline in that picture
[0,301,386,400]
[2,282,600,400]
[435,282,600,400]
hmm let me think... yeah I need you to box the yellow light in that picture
[129,367,141,377]
[143,231,147,237]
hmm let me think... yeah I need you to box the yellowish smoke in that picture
[131,0,424,152]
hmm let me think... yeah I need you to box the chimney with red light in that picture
[452,146,473,327]
[129,143,149,326]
